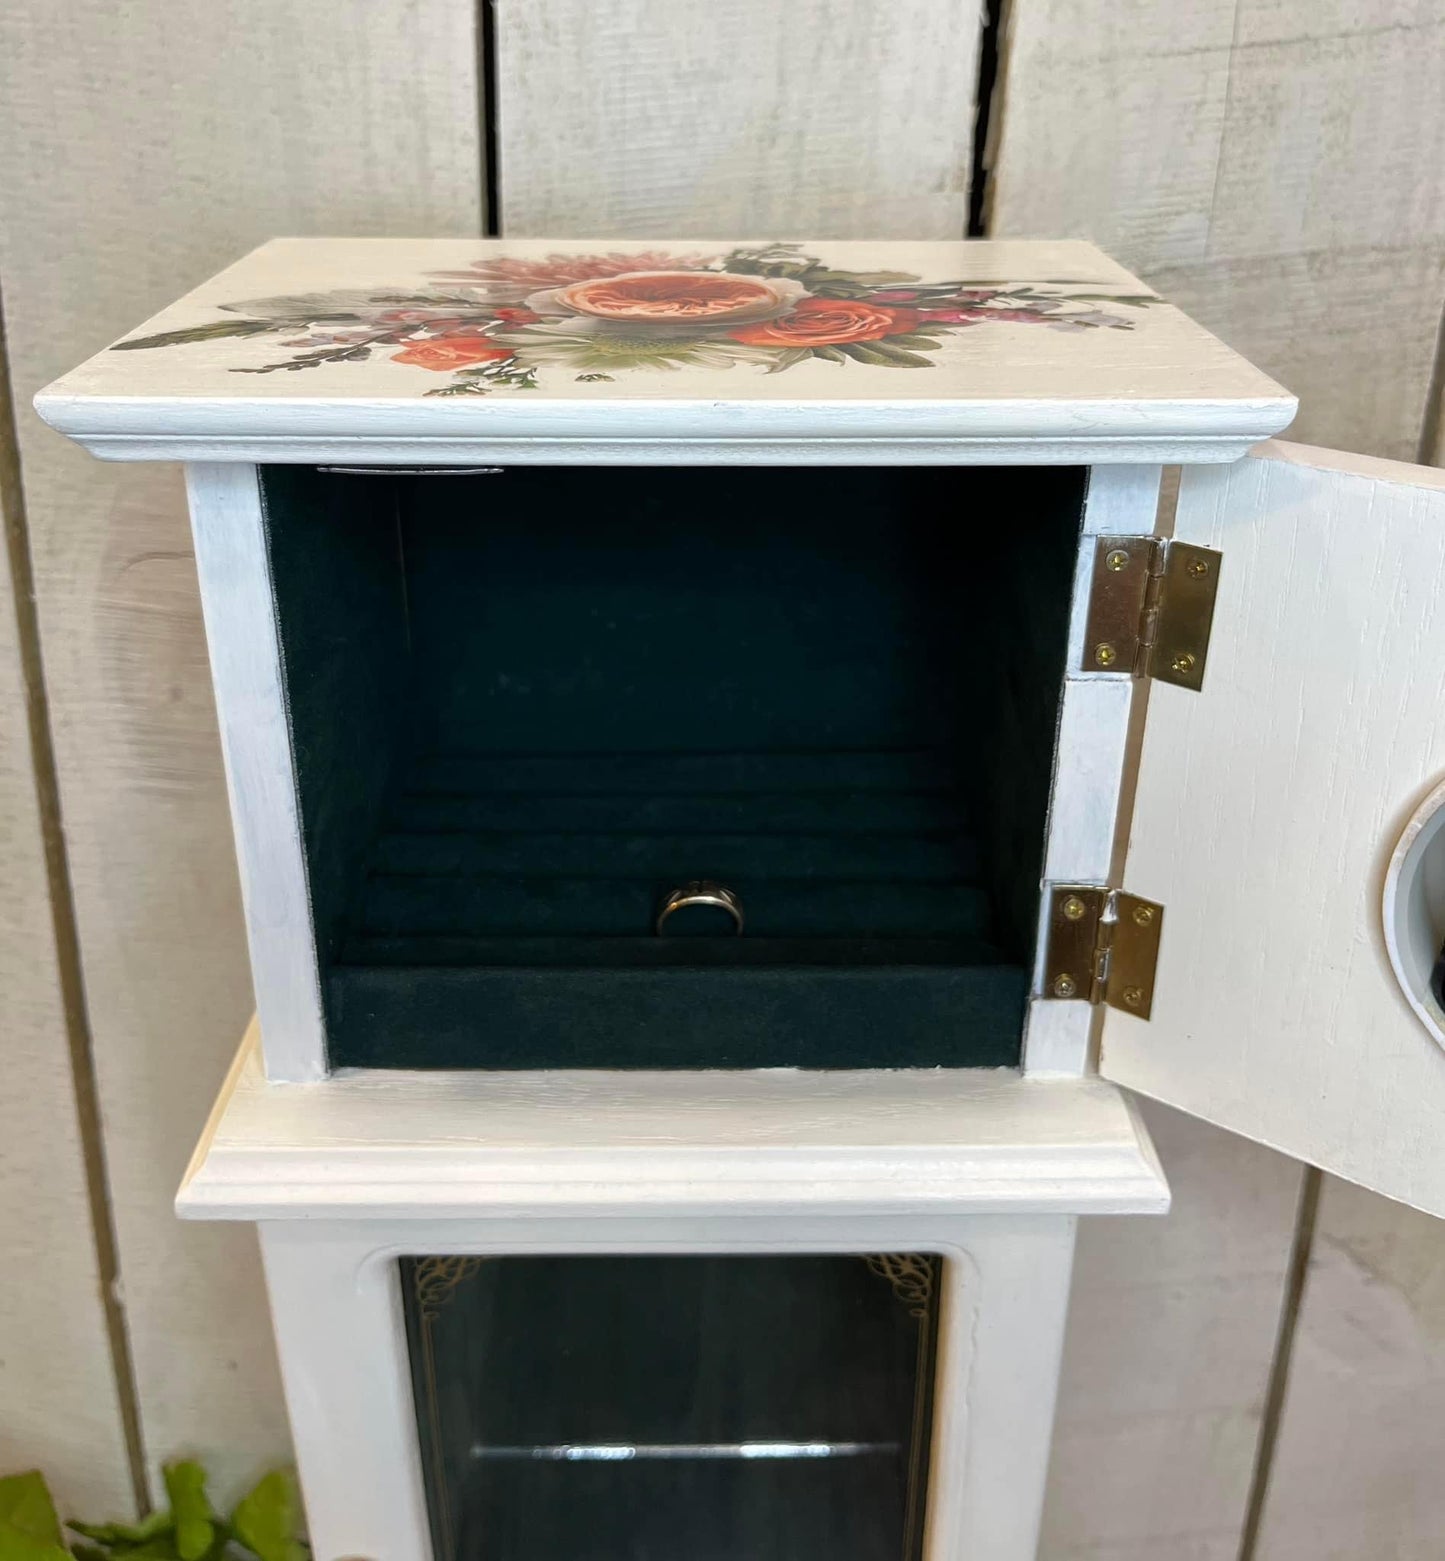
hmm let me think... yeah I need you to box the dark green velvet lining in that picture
[260,465,1084,1070]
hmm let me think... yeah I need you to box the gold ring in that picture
[655,880,745,936]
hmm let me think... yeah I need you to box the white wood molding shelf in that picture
[177,1024,1171,1222]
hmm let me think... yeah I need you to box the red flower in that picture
[916,306,995,324]
[391,336,513,371]
[492,307,543,324]
[379,310,468,328]
[729,298,921,348]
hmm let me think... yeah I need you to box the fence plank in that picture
[0,354,134,1515]
[1040,1106,1303,1561]
[989,0,1445,459]
[496,0,980,236]
[0,0,483,1502]
[1254,1177,1445,1561]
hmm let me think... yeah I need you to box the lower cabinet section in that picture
[400,1254,941,1561]
[253,1216,1092,1561]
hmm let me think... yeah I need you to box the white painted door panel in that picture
[1101,440,1445,1217]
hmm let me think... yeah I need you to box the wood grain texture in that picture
[989,0,1445,460]
[1254,1176,1445,1560]
[0,355,134,1515]
[0,0,482,1501]
[495,0,979,237]
[1040,1103,1303,1561]
[1103,441,1445,1216]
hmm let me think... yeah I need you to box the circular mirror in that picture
[1383,775,1445,1052]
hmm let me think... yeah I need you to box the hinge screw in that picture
[1105,549,1130,572]
[1187,558,1210,579]
[1061,895,1087,922]
[1094,642,1118,667]
[1052,973,1078,999]
[1131,903,1155,927]
[1170,651,1197,675]
[1121,985,1144,1009]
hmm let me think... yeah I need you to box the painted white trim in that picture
[258,1212,1079,1561]
[1022,465,1160,1076]
[176,1026,1170,1221]
[58,430,1278,466]
[184,465,327,1082]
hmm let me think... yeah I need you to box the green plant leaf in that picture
[161,1467,213,1561]
[0,1473,71,1561]
[879,334,942,350]
[0,1523,71,1561]
[68,1513,171,1548]
[810,345,848,363]
[230,1474,303,1561]
[110,320,282,351]
[0,1475,63,1549]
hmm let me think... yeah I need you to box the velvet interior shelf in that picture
[263,463,1083,1069]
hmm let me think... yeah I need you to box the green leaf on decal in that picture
[110,320,282,351]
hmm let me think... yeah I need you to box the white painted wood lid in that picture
[35,238,1295,464]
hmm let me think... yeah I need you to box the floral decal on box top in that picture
[111,244,1161,395]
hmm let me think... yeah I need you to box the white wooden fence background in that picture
[0,2,1442,1555]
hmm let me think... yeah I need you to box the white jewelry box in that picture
[37,236,1445,1561]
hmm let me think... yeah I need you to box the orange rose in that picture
[392,336,514,371]
[528,270,805,328]
[730,298,922,347]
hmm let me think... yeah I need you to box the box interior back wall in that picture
[262,464,1082,1069]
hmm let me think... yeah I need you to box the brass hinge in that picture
[1081,537,1221,691]
[1042,886,1163,1019]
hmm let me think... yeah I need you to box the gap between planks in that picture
[0,278,152,1513]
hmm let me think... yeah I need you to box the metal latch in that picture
[1042,886,1163,1019]
[1081,537,1220,691]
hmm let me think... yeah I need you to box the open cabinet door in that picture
[1101,441,1445,1218]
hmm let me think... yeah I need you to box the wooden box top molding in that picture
[34,237,1295,465]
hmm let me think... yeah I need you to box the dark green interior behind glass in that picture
[401,1253,941,1561]
[259,464,1084,1069]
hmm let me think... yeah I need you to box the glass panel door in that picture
[402,1253,941,1561]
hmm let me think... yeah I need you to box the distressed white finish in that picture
[1023,465,1162,1076]
[182,1015,1166,1561]
[33,238,1296,466]
[260,1214,1077,1561]
[1103,441,1445,1218]
[179,1027,1170,1222]
[495,0,981,238]
[184,465,325,1083]
[176,442,1165,1085]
